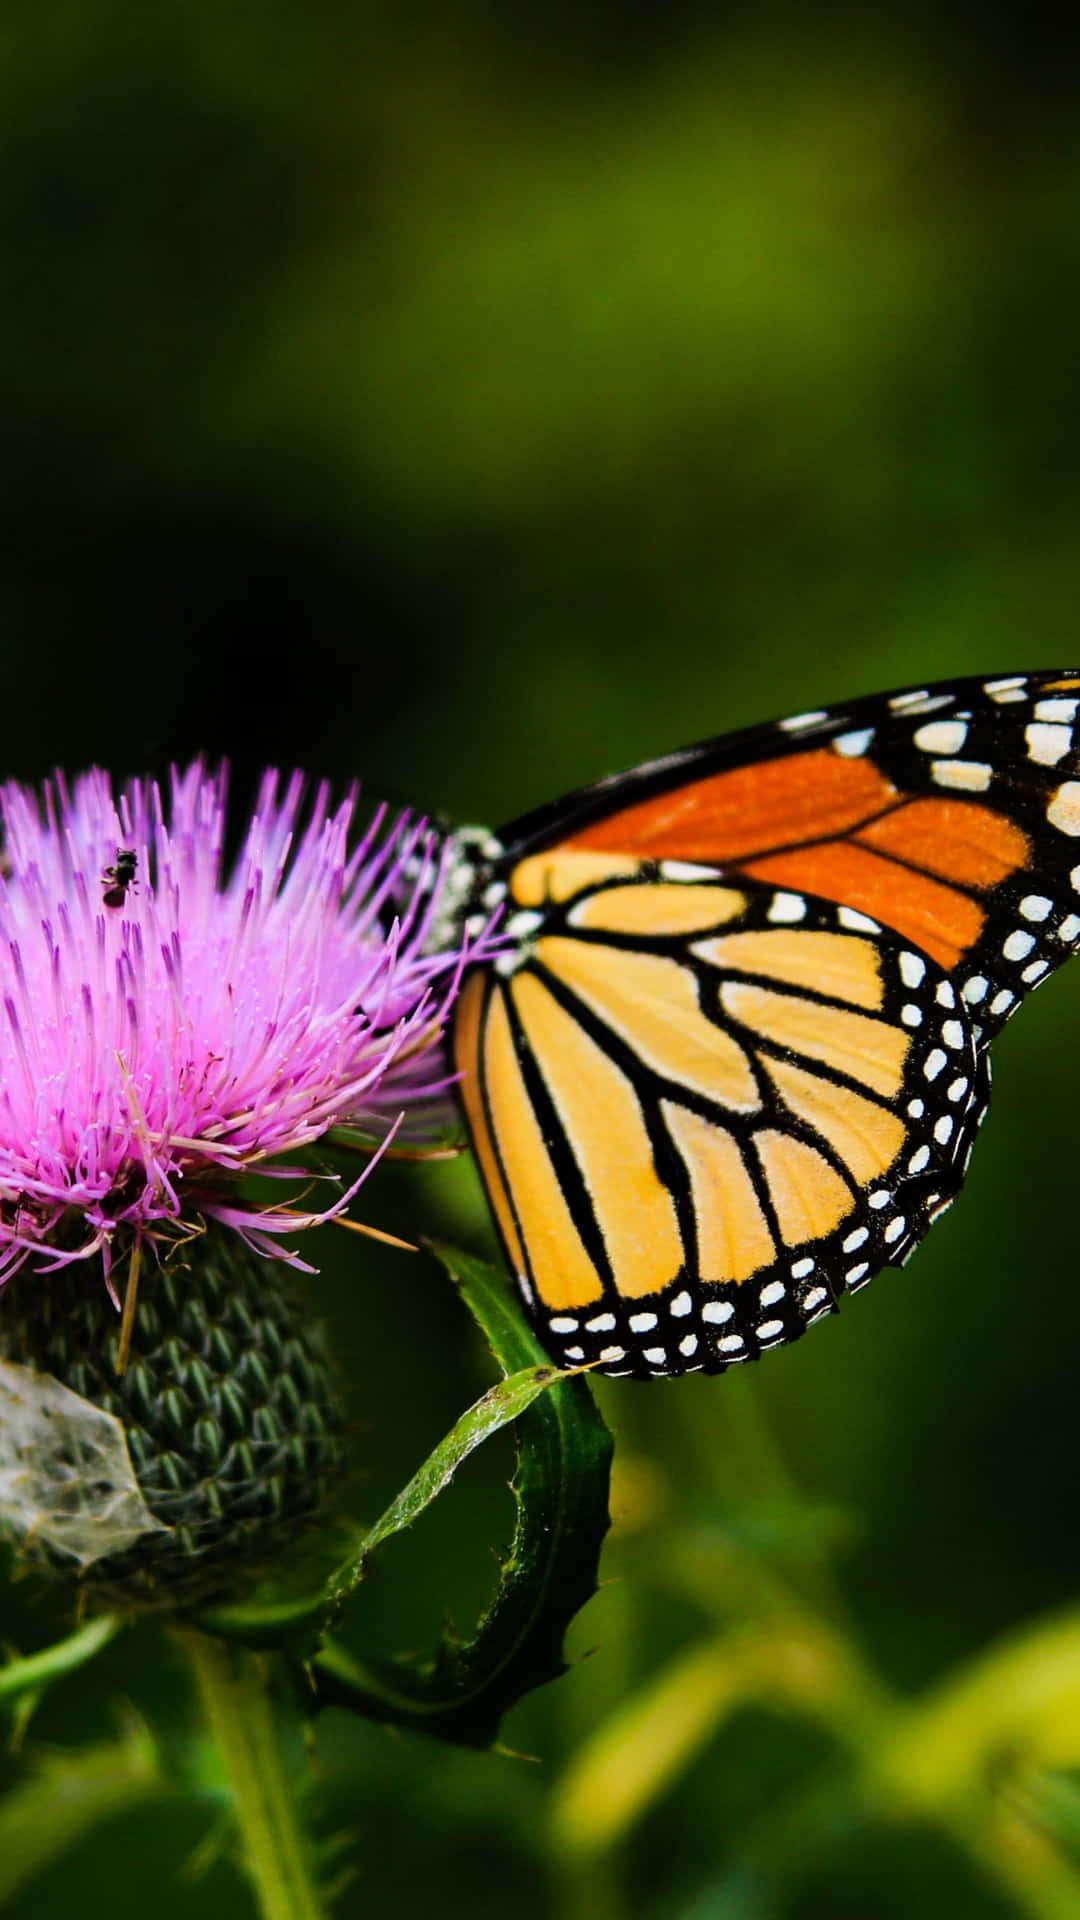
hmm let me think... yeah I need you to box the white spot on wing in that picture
[779,709,829,732]
[837,906,880,932]
[505,910,544,939]
[962,975,988,1003]
[702,1300,735,1325]
[629,1312,658,1333]
[914,719,968,754]
[767,892,807,923]
[1020,894,1053,921]
[1003,930,1035,961]
[1026,723,1072,766]
[1035,697,1078,722]
[899,951,926,987]
[659,860,723,881]
[668,1290,692,1317]
[550,1317,579,1333]
[585,1313,616,1333]
[679,1333,699,1358]
[931,760,992,793]
[832,728,874,758]
[894,693,957,716]
[1049,783,1080,836]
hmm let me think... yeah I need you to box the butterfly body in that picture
[447,672,1080,1378]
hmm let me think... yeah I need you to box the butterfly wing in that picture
[489,670,1080,1040]
[451,669,1080,1376]
[454,872,990,1376]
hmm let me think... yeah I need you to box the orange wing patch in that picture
[762,1055,905,1184]
[693,928,884,1010]
[479,985,604,1311]
[511,971,684,1300]
[569,882,747,935]
[454,975,528,1284]
[742,843,986,970]
[536,936,761,1110]
[564,749,897,865]
[662,1101,775,1283]
[719,980,909,1099]
[511,850,642,906]
[547,747,1032,970]
[856,798,1028,889]
[754,1131,854,1245]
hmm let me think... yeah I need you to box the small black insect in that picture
[102,847,138,909]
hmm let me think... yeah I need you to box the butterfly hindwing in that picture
[455,868,990,1377]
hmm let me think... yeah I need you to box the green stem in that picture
[180,1628,326,1920]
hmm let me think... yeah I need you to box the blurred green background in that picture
[3,4,1080,1916]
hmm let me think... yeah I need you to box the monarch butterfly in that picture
[440,671,1080,1379]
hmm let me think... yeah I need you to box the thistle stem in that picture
[180,1629,326,1920]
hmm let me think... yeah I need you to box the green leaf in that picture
[196,1356,574,1650]
[0,1612,121,1712]
[325,1358,572,1604]
[306,1243,613,1747]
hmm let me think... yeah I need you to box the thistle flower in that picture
[0,762,488,1601]
[0,761,477,1290]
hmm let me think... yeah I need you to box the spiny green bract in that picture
[0,1227,344,1605]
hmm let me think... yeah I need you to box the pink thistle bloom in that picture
[0,763,487,1289]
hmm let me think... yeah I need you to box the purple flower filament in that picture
[0,764,483,1290]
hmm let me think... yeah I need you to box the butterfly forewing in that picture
[492,670,1080,1042]
[450,670,1080,1379]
